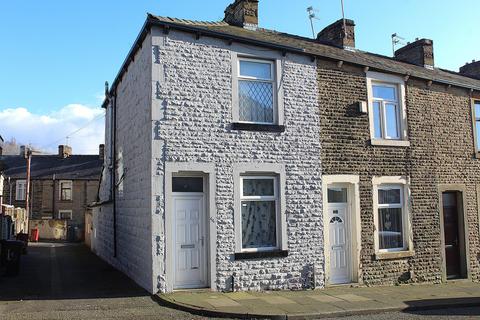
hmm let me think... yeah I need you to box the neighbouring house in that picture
[1,145,103,241]
[93,0,480,294]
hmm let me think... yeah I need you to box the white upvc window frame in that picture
[239,175,280,252]
[472,99,480,155]
[366,71,409,147]
[372,176,413,259]
[231,50,285,127]
[15,180,26,201]
[59,180,73,201]
[237,57,277,125]
[58,210,72,220]
[233,163,287,254]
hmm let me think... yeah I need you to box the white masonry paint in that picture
[93,32,154,292]
[94,26,323,294]
[151,27,323,292]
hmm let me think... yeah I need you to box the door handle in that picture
[200,236,204,246]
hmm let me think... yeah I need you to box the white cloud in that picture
[0,104,105,155]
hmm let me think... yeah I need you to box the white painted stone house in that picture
[93,0,324,293]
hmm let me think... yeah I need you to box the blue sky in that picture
[0,0,478,153]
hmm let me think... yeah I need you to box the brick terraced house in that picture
[92,0,480,293]
[1,145,102,240]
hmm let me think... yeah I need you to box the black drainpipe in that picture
[111,94,117,258]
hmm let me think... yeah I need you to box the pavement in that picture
[158,281,480,319]
[0,242,218,320]
[2,242,480,320]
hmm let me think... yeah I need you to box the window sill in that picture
[231,122,285,133]
[370,139,411,147]
[234,250,288,260]
[375,250,415,260]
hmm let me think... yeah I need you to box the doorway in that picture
[172,176,208,289]
[327,186,352,284]
[441,191,467,280]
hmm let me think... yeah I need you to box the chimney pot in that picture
[99,144,105,160]
[58,145,72,158]
[394,38,434,69]
[224,0,259,29]
[317,19,356,49]
[460,60,480,80]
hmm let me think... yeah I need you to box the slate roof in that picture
[0,155,102,180]
[147,15,480,90]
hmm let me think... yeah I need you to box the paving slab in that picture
[156,282,480,319]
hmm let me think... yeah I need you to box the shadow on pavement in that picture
[404,297,480,316]
[0,242,149,301]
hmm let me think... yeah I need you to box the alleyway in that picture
[0,242,213,319]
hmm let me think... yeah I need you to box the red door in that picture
[442,192,461,279]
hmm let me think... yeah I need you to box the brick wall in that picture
[318,59,480,285]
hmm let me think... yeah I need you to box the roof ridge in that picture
[149,14,227,27]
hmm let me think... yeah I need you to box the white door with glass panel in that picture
[328,187,351,284]
[172,177,207,289]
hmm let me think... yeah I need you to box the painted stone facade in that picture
[95,28,323,293]
[151,28,323,292]
[318,58,480,285]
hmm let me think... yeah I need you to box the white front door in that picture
[328,187,351,284]
[173,195,207,289]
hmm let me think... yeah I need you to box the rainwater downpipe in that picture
[111,93,117,258]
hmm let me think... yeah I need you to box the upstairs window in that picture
[474,100,480,152]
[367,72,409,146]
[372,84,400,139]
[15,180,26,201]
[58,210,72,220]
[59,180,72,201]
[238,58,276,124]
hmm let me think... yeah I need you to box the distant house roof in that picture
[103,14,480,107]
[0,155,102,180]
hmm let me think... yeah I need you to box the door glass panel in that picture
[373,101,382,138]
[328,188,347,203]
[172,177,203,192]
[385,103,399,138]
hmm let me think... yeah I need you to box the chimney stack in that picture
[317,19,356,49]
[459,60,480,80]
[58,145,72,158]
[394,38,434,69]
[224,0,259,30]
[99,144,105,160]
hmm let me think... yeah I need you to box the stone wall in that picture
[151,28,323,292]
[94,32,154,292]
[318,59,480,285]
[2,178,98,229]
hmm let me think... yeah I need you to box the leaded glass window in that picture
[238,59,275,124]
[377,185,405,251]
[240,176,278,250]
